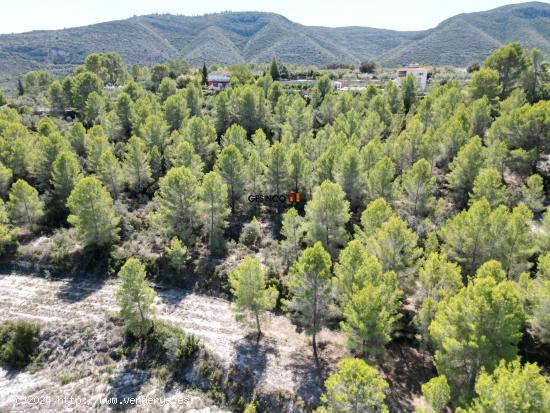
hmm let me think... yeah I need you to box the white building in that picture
[395,63,430,92]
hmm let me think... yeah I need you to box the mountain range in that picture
[0,2,549,86]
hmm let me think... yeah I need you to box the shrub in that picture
[359,60,378,74]
[239,217,262,248]
[467,62,481,73]
[148,321,200,368]
[0,320,41,369]
[164,236,190,274]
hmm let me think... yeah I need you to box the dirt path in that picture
[0,273,346,411]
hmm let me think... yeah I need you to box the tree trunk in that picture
[255,311,262,340]
[312,332,320,369]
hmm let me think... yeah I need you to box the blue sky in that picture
[0,0,539,34]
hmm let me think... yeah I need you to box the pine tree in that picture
[469,68,502,105]
[201,63,208,85]
[469,97,492,137]
[335,146,363,206]
[441,199,532,277]
[421,376,451,413]
[401,73,418,112]
[520,174,545,213]
[149,145,164,180]
[288,144,306,192]
[0,162,13,198]
[498,203,533,278]
[72,71,103,116]
[280,208,304,264]
[483,42,527,98]
[304,181,350,255]
[268,141,288,194]
[123,136,152,193]
[199,171,230,253]
[215,91,231,136]
[316,358,389,413]
[245,149,265,196]
[340,274,402,357]
[150,166,200,243]
[238,85,261,135]
[51,150,82,213]
[67,177,119,247]
[364,156,397,203]
[397,158,436,219]
[7,179,44,229]
[284,96,313,140]
[97,150,124,199]
[116,92,133,137]
[164,139,204,179]
[469,168,507,208]
[229,256,278,336]
[415,252,463,341]
[158,77,176,102]
[221,124,250,154]
[0,200,17,256]
[65,122,87,156]
[446,136,486,206]
[460,359,550,412]
[48,80,65,113]
[531,252,550,344]
[270,56,280,81]
[179,116,218,164]
[84,125,110,173]
[215,145,245,213]
[184,82,203,117]
[164,92,189,131]
[333,240,371,306]
[84,91,105,126]
[33,132,70,188]
[286,241,332,367]
[440,198,492,274]
[116,258,156,338]
[355,198,396,242]
[429,276,524,399]
[139,114,169,150]
[164,237,189,274]
[366,216,422,291]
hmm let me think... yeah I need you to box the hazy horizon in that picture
[0,0,541,34]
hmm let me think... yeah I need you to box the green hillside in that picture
[0,2,549,84]
[379,2,550,66]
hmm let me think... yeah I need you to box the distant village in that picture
[206,63,432,93]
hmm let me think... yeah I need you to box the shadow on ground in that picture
[381,339,436,413]
[56,275,108,303]
[106,360,151,411]
[232,333,278,387]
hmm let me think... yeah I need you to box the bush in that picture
[49,228,79,267]
[467,62,481,73]
[359,60,378,74]
[0,320,41,369]
[239,217,262,248]
[0,89,8,106]
[148,321,200,368]
[326,62,350,70]
[164,236,189,274]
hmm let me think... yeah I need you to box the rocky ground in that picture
[0,272,345,412]
[0,272,432,412]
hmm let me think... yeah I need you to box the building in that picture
[207,72,231,90]
[332,78,379,92]
[395,63,431,92]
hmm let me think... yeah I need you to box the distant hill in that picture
[0,2,549,86]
